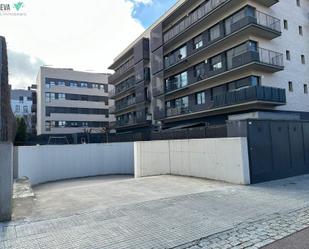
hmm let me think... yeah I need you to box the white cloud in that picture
[1,0,147,89]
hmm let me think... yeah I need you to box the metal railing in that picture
[256,10,281,33]
[227,46,284,70]
[257,47,283,67]
[166,86,286,118]
[163,0,227,43]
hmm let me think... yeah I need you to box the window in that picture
[58,121,66,128]
[194,35,203,49]
[225,8,247,35]
[210,55,223,71]
[301,55,306,64]
[58,93,66,100]
[58,81,65,87]
[209,24,221,41]
[283,20,288,30]
[296,0,301,6]
[92,83,99,89]
[286,50,291,61]
[81,82,88,88]
[45,93,51,102]
[194,63,205,80]
[45,121,51,131]
[304,84,308,94]
[196,92,206,105]
[15,105,20,113]
[299,26,303,36]
[100,84,105,91]
[165,71,188,91]
[288,81,293,92]
[23,106,28,114]
[70,82,78,87]
[51,93,56,101]
[178,46,187,60]
[228,76,260,91]
[46,83,50,89]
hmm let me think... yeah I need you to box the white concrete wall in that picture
[15,142,134,185]
[134,138,250,185]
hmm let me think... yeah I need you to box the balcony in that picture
[163,0,279,50]
[110,98,136,114]
[109,78,136,99]
[115,118,137,128]
[108,58,135,84]
[163,47,284,96]
[164,9,281,72]
[165,86,286,119]
[163,0,227,43]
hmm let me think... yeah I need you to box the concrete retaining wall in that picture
[15,143,134,185]
[0,143,13,221]
[134,138,250,185]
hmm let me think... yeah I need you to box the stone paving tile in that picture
[3,175,309,249]
[175,207,309,249]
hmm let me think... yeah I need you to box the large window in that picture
[226,41,257,69]
[165,71,188,91]
[166,96,188,108]
[225,8,248,35]
[196,91,206,105]
[194,63,205,80]
[194,35,203,49]
[164,46,187,68]
[228,76,260,91]
[209,24,221,41]
[209,55,223,71]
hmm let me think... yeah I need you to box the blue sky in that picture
[132,0,177,28]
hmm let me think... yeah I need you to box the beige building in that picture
[36,67,112,135]
[109,0,309,132]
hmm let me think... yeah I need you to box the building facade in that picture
[36,67,112,135]
[11,89,33,131]
[109,0,309,132]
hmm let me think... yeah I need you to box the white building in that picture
[11,89,33,130]
[36,67,113,135]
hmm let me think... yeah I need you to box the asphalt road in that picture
[263,228,309,249]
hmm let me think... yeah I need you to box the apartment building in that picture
[108,38,152,132]
[109,0,309,132]
[11,89,33,131]
[36,67,112,135]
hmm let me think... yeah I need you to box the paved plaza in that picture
[1,175,309,248]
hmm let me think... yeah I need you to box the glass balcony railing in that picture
[116,118,137,128]
[109,58,135,83]
[163,0,227,43]
[165,86,286,118]
[115,98,136,112]
[164,9,281,70]
[109,78,136,98]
